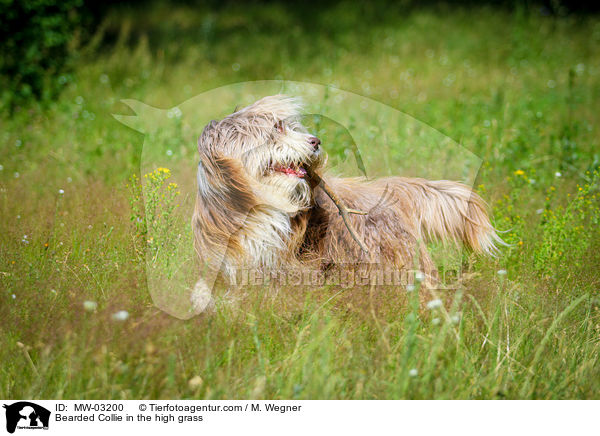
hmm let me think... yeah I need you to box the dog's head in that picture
[197,95,324,214]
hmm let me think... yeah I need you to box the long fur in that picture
[192,95,502,299]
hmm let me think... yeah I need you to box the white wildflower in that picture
[83,300,97,311]
[112,310,129,321]
[426,299,443,310]
[188,376,203,389]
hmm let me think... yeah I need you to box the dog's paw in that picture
[190,279,215,314]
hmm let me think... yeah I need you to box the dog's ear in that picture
[197,118,257,211]
[197,155,257,212]
[193,153,258,262]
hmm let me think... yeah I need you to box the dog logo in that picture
[3,402,50,433]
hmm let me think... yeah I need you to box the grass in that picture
[1,1,600,399]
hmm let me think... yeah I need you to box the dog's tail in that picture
[412,180,505,256]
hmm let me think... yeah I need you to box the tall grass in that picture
[1,2,599,399]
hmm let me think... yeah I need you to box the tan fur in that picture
[192,95,502,292]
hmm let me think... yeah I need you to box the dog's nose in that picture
[309,136,321,150]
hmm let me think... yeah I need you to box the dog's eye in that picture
[275,120,285,133]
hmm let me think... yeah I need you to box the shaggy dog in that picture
[190,95,501,312]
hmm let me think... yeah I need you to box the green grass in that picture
[1,2,600,399]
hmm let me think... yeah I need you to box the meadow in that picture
[1,2,600,399]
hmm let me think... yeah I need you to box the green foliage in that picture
[128,168,182,274]
[0,0,83,108]
[492,169,531,249]
[534,169,600,275]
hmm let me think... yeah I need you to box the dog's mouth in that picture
[261,149,323,184]
[270,162,308,178]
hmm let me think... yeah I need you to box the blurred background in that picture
[2,0,599,178]
[1,1,599,105]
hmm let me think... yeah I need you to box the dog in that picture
[190,95,502,312]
